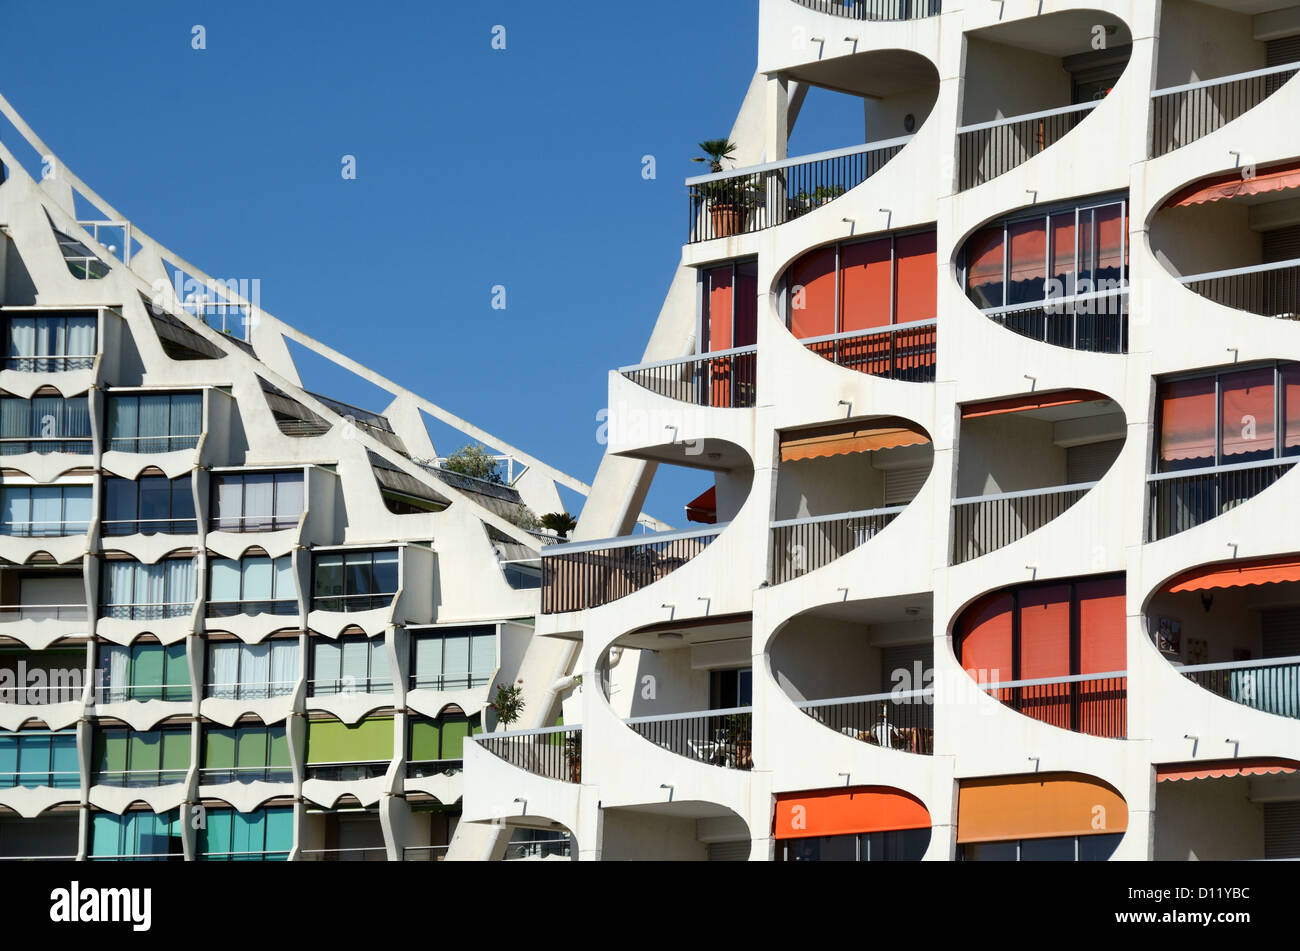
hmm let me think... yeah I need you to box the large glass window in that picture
[0,484,92,536]
[99,557,197,621]
[410,626,496,691]
[0,730,79,788]
[311,549,399,612]
[3,313,97,372]
[407,712,482,776]
[207,555,296,618]
[211,471,304,532]
[205,638,299,701]
[105,392,202,453]
[785,230,938,339]
[702,259,759,351]
[89,809,183,861]
[201,724,291,785]
[959,833,1123,861]
[779,828,930,861]
[0,394,92,454]
[93,728,190,787]
[103,475,195,536]
[197,807,293,861]
[96,641,191,703]
[310,634,391,696]
[963,199,1128,309]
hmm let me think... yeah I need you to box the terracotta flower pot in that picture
[710,202,742,238]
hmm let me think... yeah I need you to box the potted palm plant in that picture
[693,139,757,238]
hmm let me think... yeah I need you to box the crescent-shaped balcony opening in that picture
[779,229,937,380]
[1151,162,1300,321]
[953,574,1128,739]
[1146,554,1300,723]
[953,390,1125,564]
[958,193,1129,353]
[769,595,934,753]
[1151,0,1300,157]
[957,12,1131,190]
[1147,361,1299,541]
[957,773,1127,860]
[598,615,754,771]
[0,560,87,629]
[1154,757,1300,861]
[0,803,80,860]
[0,639,85,706]
[771,417,933,582]
[687,51,937,242]
[790,0,941,22]
[92,717,192,790]
[775,786,932,861]
[603,803,750,861]
[300,805,387,862]
[0,723,79,791]
[541,450,752,614]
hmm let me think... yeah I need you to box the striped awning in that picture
[780,417,929,462]
[1164,161,1300,208]
[1157,758,1300,782]
[1168,555,1300,593]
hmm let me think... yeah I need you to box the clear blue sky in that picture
[0,1,848,524]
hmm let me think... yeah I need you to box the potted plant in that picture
[489,680,525,731]
[563,732,582,783]
[693,138,757,238]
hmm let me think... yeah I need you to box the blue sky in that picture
[0,1,848,524]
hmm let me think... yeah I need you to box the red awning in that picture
[779,418,929,462]
[774,786,930,840]
[1163,161,1300,208]
[685,486,717,525]
[962,389,1109,419]
[1157,758,1300,782]
[1168,555,1300,593]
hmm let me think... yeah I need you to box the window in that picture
[93,728,190,787]
[105,392,202,453]
[311,549,399,612]
[103,475,195,535]
[963,199,1127,310]
[709,668,753,709]
[201,724,291,785]
[778,828,930,861]
[407,712,481,776]
[207,554,297,617]
[205,639,299,701]
[0,484,92,536]
[0,730,79,788]
[0,394,92,454]
[310,634,391,696]
[701,259,758,352]
[210,471,304,532]
[410,626,496,691]
[3,313,97,372]
[785,230,937,339]
[305,716,394,780]
[89,809,183,861]
[97,641,191,703]
[959,833,1122,861]
[99,557,197,621]
[197,807,293,861]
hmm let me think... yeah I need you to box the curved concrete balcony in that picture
[199,684,299,728]
[401,759,463,805]
[973,671,1128,739]
[795,688,935,753]
[798,321,937,382]
[91,698,192,732]
[461,731,582,833]
[475,725,583,784]
[619,347,757,409]
[197,774,295,814]
[951,481,1097,565]
[789,0,940,21]
[302,764,392,808]
[0,604,90,650]
[0,784,81,818]
[1152,62,1300,158]
[1147,459,1298,541]
[770,507,903,583]
[625,707,753,771]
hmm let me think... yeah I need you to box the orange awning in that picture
[962,389,1109,419]
[774,786,930,840]
[685,486,717,525]
[957,772,1128,844]
[1157,758,1300,782]
[1164,161,1300,208]
[1167,555,1300,593]
[780,417,929,463]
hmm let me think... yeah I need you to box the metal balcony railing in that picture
[770,506,904,584]
[307,677,394,697]
[408,673,492,691]
[951,481,1097,565]
[625,707,753,770]
[505,833,572,860]
[99,601,192,621]
[619,347,757,408]
[541,524,725,614]
[0,604,88,622]
[1151,61,1300,157]
[0,680,84,704]
[300,846,389,862]
[0,769,81,789]
[799,319,937,380]
[198,765,294,785]
[796,688,934,753]
[475,725,583,783]
[205,599,298,619]
[96,683,192,704]
[0,437,93,455]
[402,845,449,862]
[205,680,298,702]
[1176,654,1300,720]
[977,671,1127,738]
[2,355,96,372]
[310,592,396,613]
[688,136,912,242]
[1146,458,1298,541]
[304,762,388,782]
[102,517,199,537]
[405,759,462,779]
[106,433,201,453]
[790,0,941,20]
[957,101,1100,191]
[209,513,302,533]
[981,288,1128,353]
[1180,258,1300,321]
[93,768,189,788]
[0,518,91,538]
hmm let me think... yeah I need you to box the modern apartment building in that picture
[0,92,591,862]
[463,0,1300,860]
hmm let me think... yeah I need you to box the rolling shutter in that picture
[707,840,750,862]
[883,466,929,506]
[1066,439,1123,484]
[880,642,933,694]
[1266,35,1300,67]
[1262,225,1300,264]
[1262,608,1300,659]
[1264,801,1300,859]
[306,717,394,764]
